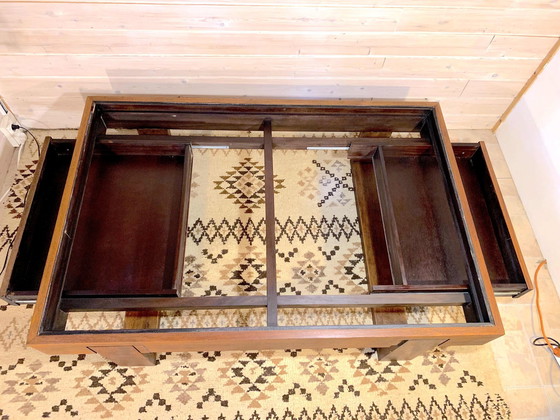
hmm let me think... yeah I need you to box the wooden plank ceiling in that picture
[0,0,559,129]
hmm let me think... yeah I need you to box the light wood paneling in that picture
[2,55,541,80]
[0,1,558,129]
[2,4,558,35]
[4,0,559,7]
[0,77,469,98]
[2,31,556,59]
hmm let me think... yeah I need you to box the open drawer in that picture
[352,141,532,299]
[1,137,192,304]
[1,138,531,306]
[452,143,532,297]
[1,138,74,304]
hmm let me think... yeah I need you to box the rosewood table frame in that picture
[26,97,504,363]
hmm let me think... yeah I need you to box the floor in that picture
[1,128,559,419]
[449,129,560,419]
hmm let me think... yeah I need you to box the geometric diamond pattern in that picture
[214,157,285,214]
[0,135,509,419]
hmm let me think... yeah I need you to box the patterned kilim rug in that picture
[0,134,510,419]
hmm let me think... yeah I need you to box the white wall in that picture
[496,50,560,293]
[0,133,16,197]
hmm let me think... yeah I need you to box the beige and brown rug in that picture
[0,135,510,419]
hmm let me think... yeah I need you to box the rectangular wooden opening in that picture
[15,98,509,355]
[453,143,531,297]
[1,138,74,303]
[63,143,191,297]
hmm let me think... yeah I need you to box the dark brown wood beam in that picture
[263,119,278,326]
[60,296,268,312]
[97,134,429,150]
[373,147,407,285]
[277,292,469,308]
[351,160,393,288]
[101,106,430,132]
[59,291,469,312]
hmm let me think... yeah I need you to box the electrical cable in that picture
[532,336,560,348]
[532,259,560,357]
[11,124,41,158]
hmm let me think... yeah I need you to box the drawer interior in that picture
[356,146,470,287]
[382,148,469,286]
[454,144,531,297]
[1,139,74,303]
[62,143,190,297]
[3,137,529,306]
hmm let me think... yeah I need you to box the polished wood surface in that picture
[263,120,278,326]
[382,151,470,286]
[431,105,503,327]
[60,292,470,312]
[350,160,392,287]
[64,150,185,296]
[372,148,407,285]
[99,134,429,150]
[25,97,504,361]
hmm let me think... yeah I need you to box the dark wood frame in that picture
[452,143,532,297]
[25,97,505,361]
[1,137,74,304]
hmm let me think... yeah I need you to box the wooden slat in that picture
[461,80,526,98]
[0,4,397,32]
[2,55,420,79]
[373,148,407,285]
[60,291,469,311]
[101,112,427,132]
[382,57,540,81]
[2,30,555,59]
[439,98,511,116]
[263,119,278,326]
[61,296,268,311]
[2,4,559,35]
[174,144,192,295]
[486,35,559,59]
[97,134,429,149]
[443,114,499,130]
[278,293,470,307]
[350,160,393,286]
[1,55,539,81]
[396,8,560,35]
[6,0,560,10]
[99,134,263,148]
[370,284,469,292]
[0,77,470,98]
